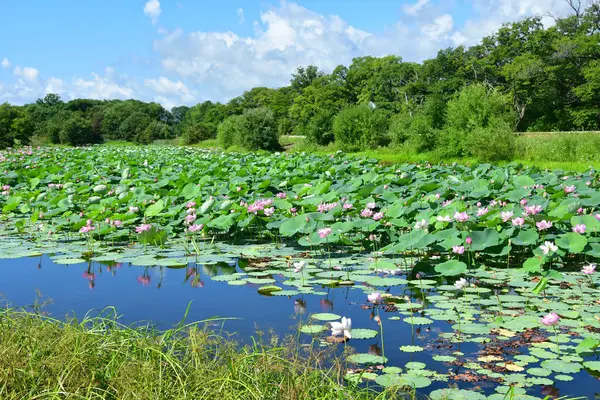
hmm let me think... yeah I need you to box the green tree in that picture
[59,114,97,146]
[0,103,34,148]
[333,105,388,151]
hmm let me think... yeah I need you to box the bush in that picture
[238,108,280,151]
[277,117,294,136]
[333,105,388,151]
[465,120,516,161]
[406,115,438,153]
[439,84,516,157]
[59,115,97,146]
[182,122,217,145]
[217,115,244,149]
[305,111,335,146]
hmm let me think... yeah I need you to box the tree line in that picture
[1,2,599,159]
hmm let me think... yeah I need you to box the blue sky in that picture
[0,0,575,109]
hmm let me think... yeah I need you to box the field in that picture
[1,145,600,399]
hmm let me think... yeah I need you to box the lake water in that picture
[1,252,598,399]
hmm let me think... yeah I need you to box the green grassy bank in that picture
[0,308,401,400]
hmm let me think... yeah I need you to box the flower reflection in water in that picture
[137,267,151,286]
[319,298,333,311]
[294,298,306,315]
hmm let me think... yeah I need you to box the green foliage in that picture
[304,110,336,146]
[217,115,244,149]
[59,114,98,146]
[439,84,515,157]
[0,103,33,149]
[389,112,437,152]
[238,107,280,151]
[466,120,516,161]
[182,122,217,145]
[0,309,391,400]
[333,105,388,151]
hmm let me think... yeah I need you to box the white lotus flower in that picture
[331,317,352,339]
[414,219,428,230]
[540,241,558,255]
[454,278,468,290]
[293,261,305,273]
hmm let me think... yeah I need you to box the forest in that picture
[1,3,599,160]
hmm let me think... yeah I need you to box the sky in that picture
[0,0,579,109]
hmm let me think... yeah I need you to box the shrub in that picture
[305,111,335,146]
[238,108,280,151]
[217,115,244,149]
[406,115,438,153]
[277,117,294,137]
[182,122,217,145]
[333,105,388,151]
[59,115,97,146]
[465,120,516,161]
[439,84,516,157]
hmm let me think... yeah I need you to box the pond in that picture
[2,146,600,398]
[1,241,599,399]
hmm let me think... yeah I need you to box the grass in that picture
[0,307,404,400]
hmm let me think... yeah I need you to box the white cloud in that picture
[70,68,134,100]
[1,57,9,68]
[421,14,454,41]
[144,0,162,25]
[45,77,65,95]
[13,66,39,82]
[144,76,194,102]
[237,8,245,23]
[402,0,430,16]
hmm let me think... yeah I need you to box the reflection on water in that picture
[0,254,598,398]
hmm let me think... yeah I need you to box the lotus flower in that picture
[512,217,525,227]
[582,264,596,275]
[373,212,384,221]
[136,224,152,233]
[540,241,558,255]
[293,261,305,273]
[188,224,203,233]
[453,245,465,255]
[465,237,472,245]
[318,227,332,239]
[454,278,468,290]
[500,211,514,222]
[129,206,139,213]
[276,192,287,199]
[342,202,353,210]
[361,208,373,218]
[366,202,376,209]
[564,185,576,194]
[454,212,469,222]
[476,207,489,217]
[437,215,452,222]
[367,292,382,304]
[414,219,428,230]
[263,207,275,217]
[330,317,352,339]
[536,220,553,231]
[540,312,560,326]
[572,224,586,234]
[186,201,196,208]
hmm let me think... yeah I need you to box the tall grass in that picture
[0,307,403,400]
[515,132,600,163]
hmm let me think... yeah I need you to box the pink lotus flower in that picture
[112,220,122,227]
[186,201,196,208]
[465,237,472,245]
[520,199,528,206]
[318,227,332,239]
[595,214,600,221]
[453,245,465,255]
[476,207,489,217]
[185,214,197,224]
[263,207,275,217]
[136,224,152,233]
[129,206,139,213]
[276,192,287,199]
[512,217,525,227]
[367,292,382,304]
[536,220,553,231]
[572,224,586,234]
[564,185,576,194]
[361,208,373,218]
[577,207,584,215]
[373,212,384,221]
[366,202,376,209]
[540,312,560,326]
[524,205,543,215]
[500,211,514,222]
[290,207,297,214]
[188,224,203,233]
[342,202,353,210]
[454,212,469,223]
[582,264,596,275]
